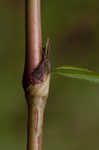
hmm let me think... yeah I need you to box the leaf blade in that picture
[53,66,99,83]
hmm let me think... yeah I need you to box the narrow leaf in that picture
[53,66,99,83]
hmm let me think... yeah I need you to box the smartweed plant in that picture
[23,0,99,150]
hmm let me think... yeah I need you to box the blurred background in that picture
[0,0,99,149]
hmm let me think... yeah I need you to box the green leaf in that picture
[53,66,99,83]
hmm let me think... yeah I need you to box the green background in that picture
[0,0,99,149]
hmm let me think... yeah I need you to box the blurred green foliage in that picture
[0,0,99,149]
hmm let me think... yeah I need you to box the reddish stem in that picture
[25,0,42,75]
[27,103,44,150]
[24,0,44,150]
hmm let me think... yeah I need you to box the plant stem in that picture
[26,76,50,150]
[23,0,51,150]
[25,0,42,74]
[27,102,45,150]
